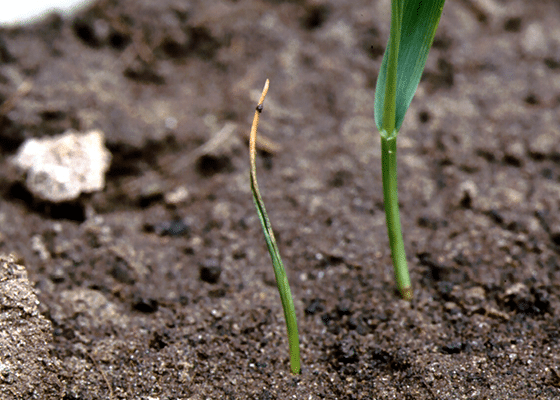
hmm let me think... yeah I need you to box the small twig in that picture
[0,81,33,115]
[170,122,237,175]
[419,376,437,400]
[88,351,114,400]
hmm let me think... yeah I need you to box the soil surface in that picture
[1,0,560,398]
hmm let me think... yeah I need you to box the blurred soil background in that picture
[0,0,560,398]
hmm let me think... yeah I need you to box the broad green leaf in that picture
[375,0,445,133]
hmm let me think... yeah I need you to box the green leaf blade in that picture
[375,0,446,133]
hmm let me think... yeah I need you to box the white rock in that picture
[164,185,189,205]
[12,130,111,202]
[0,0,96,26]
[521,23,549,58]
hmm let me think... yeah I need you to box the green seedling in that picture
[249,79,301,374]
[374,0,446,300]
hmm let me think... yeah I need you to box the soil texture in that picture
[1,0,560,398]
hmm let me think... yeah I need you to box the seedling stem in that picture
[249,79,301,374]
[375,0,445,300]
[381,136,411,300]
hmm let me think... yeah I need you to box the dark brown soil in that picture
[1,0,560,398]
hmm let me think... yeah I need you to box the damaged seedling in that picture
[374,0,446,300]
[246,1,446,373]
[249,79,301,374]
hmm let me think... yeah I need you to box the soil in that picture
[1,0,560,398]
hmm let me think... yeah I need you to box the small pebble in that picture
[441,341,464,354]
[133,297,159,313]
[11,130,111,202]
[164,186,189,205]
[199,259,221,284]
[157,220,189,237]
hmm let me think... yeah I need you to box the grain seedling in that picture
[374,0,445,300]
[246,1,445,373]
[249,79,301,374]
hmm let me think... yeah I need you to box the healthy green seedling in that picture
[374,0,445,300]
[249,79,301,374]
